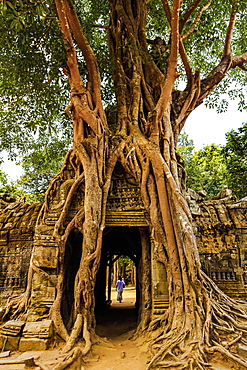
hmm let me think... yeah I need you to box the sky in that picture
[1,99,246,181]
[184,100,246,150]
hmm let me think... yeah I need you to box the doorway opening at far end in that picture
[95,226,150,338]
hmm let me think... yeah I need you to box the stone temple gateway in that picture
[0,165,247,351]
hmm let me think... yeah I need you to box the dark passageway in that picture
[95,227,143,336]
[96,287,137,338]
[62,229,83,326]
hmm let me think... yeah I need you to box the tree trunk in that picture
[6,0,247,369]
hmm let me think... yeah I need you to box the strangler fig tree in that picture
[1,0,247,369]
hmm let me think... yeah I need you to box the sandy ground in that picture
[0,286,150,370]
[84,286,150,370]
[0,286,242,369]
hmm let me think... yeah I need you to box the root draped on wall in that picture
[4,0,247,369]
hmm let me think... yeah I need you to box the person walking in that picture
[116,276,125,303]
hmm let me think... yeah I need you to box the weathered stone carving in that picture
[0,199,42,311]
[187,188,247,298]
[0,321,25,336]
[0,181,247,348]
[19,320,53,351]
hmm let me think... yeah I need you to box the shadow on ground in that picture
[95,287,138,338]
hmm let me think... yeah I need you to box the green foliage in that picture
[178,136,228,198]
[177,132,194,166]
[0,168,41,203]
[0,133,70,202]
[179,127,247,200]
[1,0,247,191]
[222,122,247,199]
[1,0,246,148]
[17,136,70,200]
[188,144,228,197]
[118,256,132,268]
[0,169,8,186]
[0,0,71,155]
[179,0,247,109]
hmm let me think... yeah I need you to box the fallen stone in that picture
[0,321,25,336]
[0,334,20,351]
[22,320,53,339]
[0,356,34,365]
[16,351,41,361]
[19,338,49,352]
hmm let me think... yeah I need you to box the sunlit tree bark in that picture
[4,0,247,369]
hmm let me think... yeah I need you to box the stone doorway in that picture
[95,226,151,334]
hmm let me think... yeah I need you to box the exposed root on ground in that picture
[146,271,247,370]
[53,347,83,370]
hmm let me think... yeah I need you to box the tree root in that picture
[147,278,247,369]
[63,314,83,353]
[2,262,34,320]
[35,362,52,370]
[53,347,83,370]
[38,318,91,370]
[81,317,92,356]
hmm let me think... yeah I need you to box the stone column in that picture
[151,238,169,317]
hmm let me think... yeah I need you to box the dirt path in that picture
[83,287,236,370]
[84,286,150,370]
[0,287,235,369]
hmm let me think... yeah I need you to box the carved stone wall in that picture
[188,188,247,299]
[0,199,42,310]
[0,183,247,315]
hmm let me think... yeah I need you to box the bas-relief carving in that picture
[0,183,247,319]
[188,188,247,298]
[107,175,145,212]
[0,201,42,296]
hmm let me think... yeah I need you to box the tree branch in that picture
[197,50,247,105]
[179,0,203,32]
[161,0,171,24]
[64,0,106,123]
[231,51,247,71]
[55,0,82,93]
[181,0,212,41]
[55,0,106,139]
[189,2,243,105]
[223,3,237,56]
[155,0,181,125]
[179,39,193,88]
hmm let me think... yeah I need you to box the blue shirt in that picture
[116,280,125,291]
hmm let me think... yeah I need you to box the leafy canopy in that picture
[178,122,247,200]
[1,1,247,149]
[178,136,228,198]
[0,0,247,190]
[223,122,247,199]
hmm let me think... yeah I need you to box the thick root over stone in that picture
[146,273,247,369]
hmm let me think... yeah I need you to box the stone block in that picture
[0,334,20,351]
[19,338,49,352]
[9,229,21,240]
[0,320,25,336]
[32,246,58,268]
[0,231,8,246]
[3,223,14,230]
[23,320,53,339]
